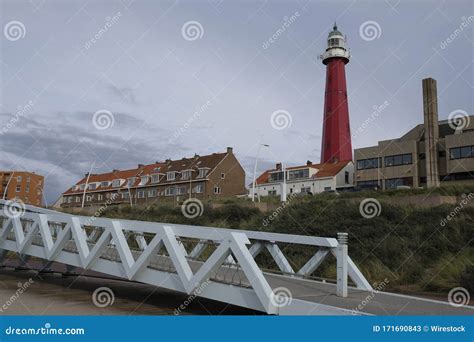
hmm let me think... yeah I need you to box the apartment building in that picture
[354,78,474,190]
[60,147,246,208]
[0,171,44,206]
[250,160,354,198]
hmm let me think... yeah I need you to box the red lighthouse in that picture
[320,24,352,163]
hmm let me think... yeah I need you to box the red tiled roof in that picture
[63,151,230,195]
[254,161,351,185]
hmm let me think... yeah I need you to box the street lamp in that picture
[2,171,15,200]
[81,162,96,209]
[252,143,269,202]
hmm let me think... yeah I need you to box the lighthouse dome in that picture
[329,24,343,37]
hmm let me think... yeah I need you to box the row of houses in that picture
[59,147,246,209]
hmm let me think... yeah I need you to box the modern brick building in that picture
[60,147,246,208]
[354,78,474,190]
[0,171,44,206]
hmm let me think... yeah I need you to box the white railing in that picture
[0,200,372,315]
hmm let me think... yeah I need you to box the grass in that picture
[96,188,474,296]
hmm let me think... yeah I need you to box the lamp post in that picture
[81,162,95,209]
[2,171,15,200]
[252,143,269,202]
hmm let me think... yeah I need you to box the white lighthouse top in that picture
[320,23,350,65]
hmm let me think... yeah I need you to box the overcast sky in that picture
[0,0,472,204]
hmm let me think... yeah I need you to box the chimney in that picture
[112,169,119,173]
[422,78,440,188]
[275,163,282,170]
[137,164,144,168]
[306,160,312,166]
[227,147,233,154]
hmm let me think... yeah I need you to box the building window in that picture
[137,190,145,198]
[268,190,277,196]
[139,176,149,186]
[26,176,30,183]
[198,168,209,178]
[122,192,130,199]
[88,183,97,190]
[98,194,103,201]
[450,145,474,160]
[167,172,176,181]
[288,168,309,180]
[221,173,225,179]
[384,153,412,167]
[101,181,110,187]
[148,189,157,197]
[178,186,187,195]
[165,187,175,196]
[127,177,136,187]
[15,185,21,192]
[86,195,92,202]
[112,179,121,187]
[181,170,192,180]
[75,196,81,203]
[324,187,332,192]
[25,185,30,193]
[214,186,221,194]
[151,174,161,183]
[269,171,284,182]
[16,176,22,182]
[301,187,311,194]
[193,184,204,193]
[345,171,350,184]
[79,184,86,190]
[385,177,413,189]
[357,158,379,170]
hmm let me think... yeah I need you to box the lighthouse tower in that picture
[320,24,352,163]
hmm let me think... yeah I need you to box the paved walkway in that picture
[0,268,257,315]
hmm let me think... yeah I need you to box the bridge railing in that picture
[0,200,372,315]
